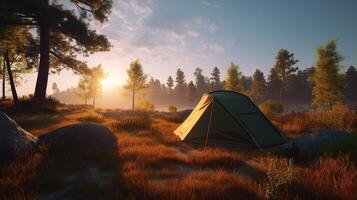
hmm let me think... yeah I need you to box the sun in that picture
[102,75,119,89]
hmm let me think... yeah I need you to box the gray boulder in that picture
[38,123,118,158]
[278,129,349,155]
[0,112,37,161]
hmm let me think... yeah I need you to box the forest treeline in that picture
[51,40,357,112]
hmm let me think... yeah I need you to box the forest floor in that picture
[0,105,356,200]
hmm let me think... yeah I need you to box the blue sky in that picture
[19,0,357,95]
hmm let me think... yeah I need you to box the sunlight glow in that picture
[102,75,120,89]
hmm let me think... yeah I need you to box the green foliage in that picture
[210,66,222,91]
[174,68,186,96]
[267,67,281,100]
[273,49,299,107]
[224,62,243,92]
[259,100,284,118]
[125,59,148,110]
[166,76,174,94]
[265,158,295,200]
[168,105,178,112]
[310,40,344,110]
[250,69,266,103]
[194,67,208,94]
[345,66,357,102]
[88,65,106,108]
[187,81,196,101]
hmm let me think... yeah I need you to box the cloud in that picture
[167,31,185,46]
[209,43,225,53]
[187,30,199,37]
[130,0,152,17]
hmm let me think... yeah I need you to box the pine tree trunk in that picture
[34,0,50,103]
[4,51,19,105]
[280,73,285,111]
[2,58,5,101]
[132,86,135,111]
[92,93,96,109]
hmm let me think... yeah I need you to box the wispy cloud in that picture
[209,43,225,53]
[130,0,153,16]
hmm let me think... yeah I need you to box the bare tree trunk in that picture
[132,86,135,111]
[4,51,19,105]
[2,58,5,101]
[92,93,96,109]
[34,0,50,103]
[280,73,285,112]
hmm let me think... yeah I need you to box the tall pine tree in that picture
[224,62,243,92]
[250,69,266,103]
[310,40,344,110]
[273,49,298,108]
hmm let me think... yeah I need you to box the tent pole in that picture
[205,100,214,147]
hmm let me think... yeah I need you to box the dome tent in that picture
[174,91,286,148]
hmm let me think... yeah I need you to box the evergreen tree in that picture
[240,75,252,93]
[0,0,112,102]
[52,82,59,95]
[148,77,162,102]
[166,76,174,94]
[273,49,298,108]
[125,59,148,110]
[345,66,357,102]
[174,68,186,97]
[210,66,222,91]
[250,69,266,103]
[224,62,243,92]
[187,81,196,101]
[310,40,344,110]
[194,67,208,96]
[285,68,313,105]
[267,67,281,101]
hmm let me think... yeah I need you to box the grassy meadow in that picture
[0,103,356,200]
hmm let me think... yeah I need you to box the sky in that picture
[18,0,357,96]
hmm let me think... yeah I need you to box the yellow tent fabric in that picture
[174,91,286,148]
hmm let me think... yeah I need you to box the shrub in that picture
[9,97,62,114]
[78,111,105,122]
[168,105,177,112]
[278,107,357,134]
[113,116,151,131]
[136,100,155,112]
[264,158,295,199]
[259,100,283,119]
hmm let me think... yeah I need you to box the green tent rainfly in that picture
[174,91,286,148]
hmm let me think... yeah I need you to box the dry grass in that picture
[1,106,356,199]
[78,110,105,122]
[113,115,151,131]
[276,109,357,136]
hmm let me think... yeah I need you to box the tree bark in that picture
[4,51,19,105]
[92,93,96,109]
[2,58,5,101]
[132,86,135,111]
[34,0,50,103]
